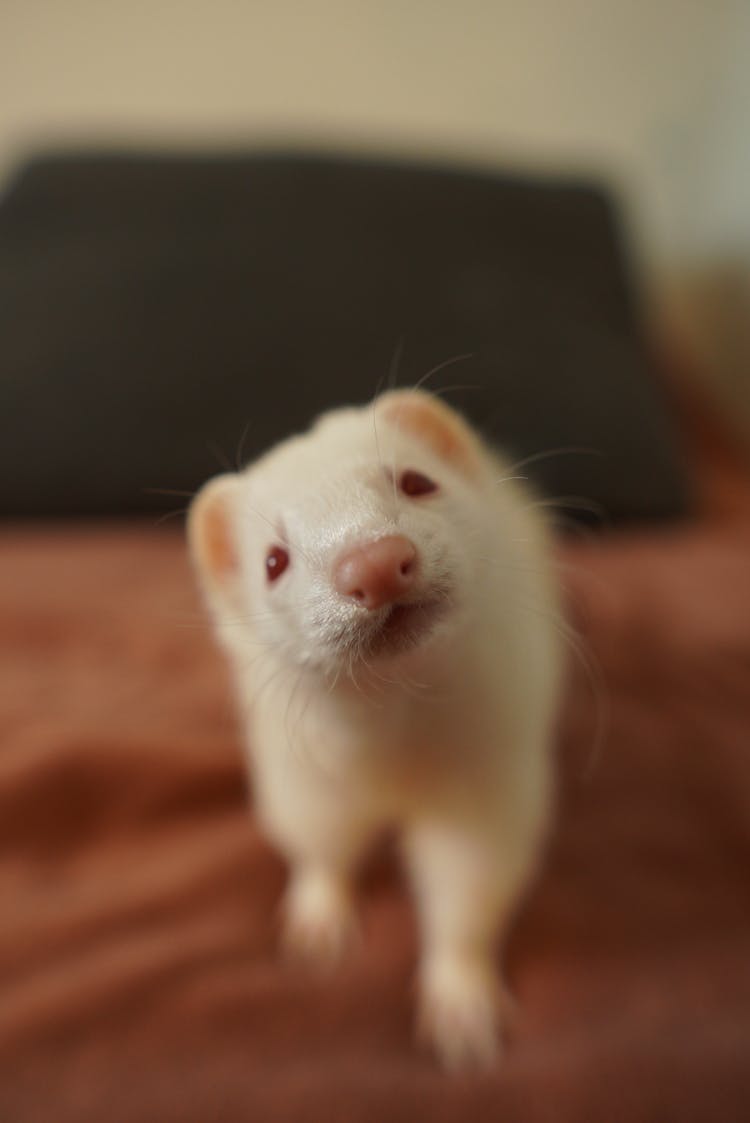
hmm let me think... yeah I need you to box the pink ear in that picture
[377,389,483,477]
[187,474,240,587]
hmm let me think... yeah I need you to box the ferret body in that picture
[188,389,562,1068]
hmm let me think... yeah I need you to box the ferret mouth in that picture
[354,597,447,658]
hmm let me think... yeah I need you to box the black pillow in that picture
[0,150,687,523]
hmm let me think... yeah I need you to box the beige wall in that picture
[2,0,748,276]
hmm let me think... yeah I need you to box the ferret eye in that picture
[399,469,438,498]
[266,545,290,582]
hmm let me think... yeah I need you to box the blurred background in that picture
[1,0,748,436]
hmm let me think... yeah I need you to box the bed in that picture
[1,153,748,1122]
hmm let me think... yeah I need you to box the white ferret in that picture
[188,389,562,1068]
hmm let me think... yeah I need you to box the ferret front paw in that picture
[417,957,511,1070]
[281,870,358,970]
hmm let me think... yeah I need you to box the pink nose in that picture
[333,535,418,610]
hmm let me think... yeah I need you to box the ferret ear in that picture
[187,473,241,595]
[377,389,485,478]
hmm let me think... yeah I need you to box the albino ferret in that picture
[188,389,562,1068]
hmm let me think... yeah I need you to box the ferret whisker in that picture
[170,614,271,632]
[364,653,432,700]
[365,659,409,697]
[555,620,609,781]
[424,382,482,401]
[370,398,398,518]
[252,657,292,711]
[356,343,403,519]
[217,617,279,631]
[349,644,380,705]
[206,439,233,473]
[523,495,607,523]
[345,648,356,691]
[153,506,189,526]
[363,662,392,691]
[372,405,384,476]
[359,657,388,704]
[411,352,474,393]
[549,516,601,542]
[144,486,196,498]
[238,502,277,536]
[235,419,253,471]
[285,664,311,759]
[504,445,603,476]
[397,674,433,701]
[366,337,404,484]
[387,335,405,391]
[239,504,316,568]
[224,611,277,624]
[295,673,319,750]
[233,650,271,678]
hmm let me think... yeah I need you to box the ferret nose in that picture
[333,535,418,611]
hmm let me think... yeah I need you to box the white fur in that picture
[188,393,562,1068]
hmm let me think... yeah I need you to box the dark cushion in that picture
[0,150,688,523]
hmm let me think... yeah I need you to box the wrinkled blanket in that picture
[1,400,749,1122]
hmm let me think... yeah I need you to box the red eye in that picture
[266,545,290,582]
[399,469,438,497]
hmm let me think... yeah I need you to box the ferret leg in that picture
[282,862,359,969]
[266,797,378,970]
[405,819,536,1068]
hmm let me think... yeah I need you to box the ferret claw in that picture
[417,961,513,1071]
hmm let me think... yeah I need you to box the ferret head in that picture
[188,390,495,676]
